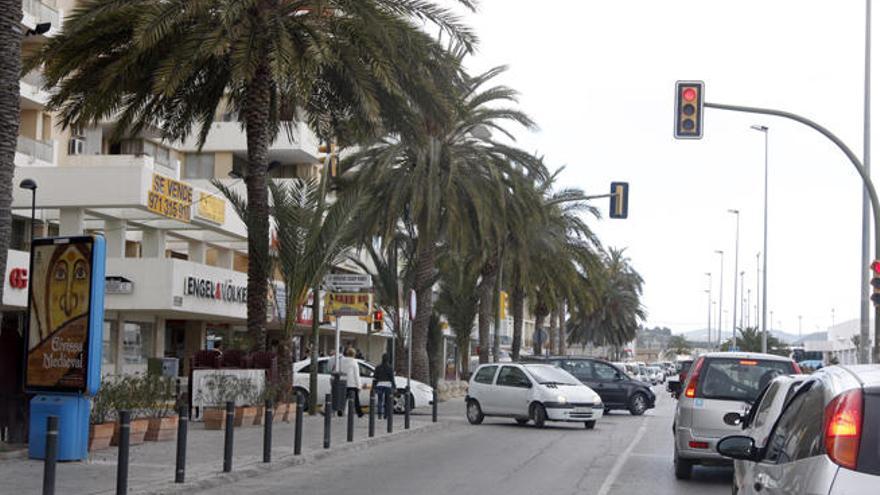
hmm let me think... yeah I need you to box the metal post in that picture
[323,394,332,449]
[715,250,724,349]
[432,389,438,423]
[263,400,272,463]
[368,390,376,438]
[729,209,740,350]
[42,416,58,495]
[116,411,130,495]
[386,392,393,433]
[740,271,745,329]
[862,0,873,364]
[294,394,303,455]
[223,401,234,472]
[334,317,341,371]
[761,128,769,354]
[705,272,712,343]
[346,396,354,442]
[174,406,187,483]
[404,387,411,430]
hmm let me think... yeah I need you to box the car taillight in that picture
[684,357,705,399]
[824,389,863,470]
[792,361,802,374]
[688,441,709,449]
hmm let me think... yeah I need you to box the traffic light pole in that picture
[705,101,880,363]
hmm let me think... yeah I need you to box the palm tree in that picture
[667,335,692,357]
[345,62,545,382]
[28,0,475,352]
[435,252,481,380]
[0,0,22,313]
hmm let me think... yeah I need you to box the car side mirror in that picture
[520,380,533,389]
[615,372,625,381]
[723,412,744,427]
[667,380,682,396]
[716,435,758,461]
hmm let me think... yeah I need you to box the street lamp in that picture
[751,124,770,354]
[715,250,724,350]
[728,209,740,350]
[19,179,37,242]
[705,272,713,344]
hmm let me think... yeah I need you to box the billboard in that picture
[324,292,372,317]
[25,236,106,395]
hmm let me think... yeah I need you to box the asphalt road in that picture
[199,386,732,495]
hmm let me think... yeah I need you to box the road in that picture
[198,387,732,495]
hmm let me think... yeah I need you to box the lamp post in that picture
[740,270,745,330]
[19,179,38,242]
[751,125,770,354]
[705,272,713,344]
[715,250,724,350]
[728,209,740,350]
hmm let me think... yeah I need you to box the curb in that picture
[0,448,27,461]
[122,421,448,495]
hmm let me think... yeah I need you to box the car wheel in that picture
[392,390,414,414]
[584,420,596,430]
[293,387,309,407]
[532,403,547,428]
[604,408,611,415]
[674,448,694,480]
[466,399,484,425]
[515,418,530,425]
[629,393,648,416]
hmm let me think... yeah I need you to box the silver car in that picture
[718,365,880,494]
[672,352,800,479]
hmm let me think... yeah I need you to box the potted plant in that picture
[197,373,241,430]
[142,375,178,441]
[89,383,115,451]
[110,375,149,445]
[274,385,294,423]
[233,378,259,427]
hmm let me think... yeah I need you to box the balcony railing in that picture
[16,135,54,163]
[21,69,44,89]
[22,0,59,27]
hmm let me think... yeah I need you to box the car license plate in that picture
[573,407,590,414]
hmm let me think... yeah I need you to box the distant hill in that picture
[679,328,818,345]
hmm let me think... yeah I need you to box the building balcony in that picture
[20,69,50,108]
[21,0,60,33]
[176,121,319,164]
[16,135,54,165]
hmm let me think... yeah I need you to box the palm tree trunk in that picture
[410,231,435,383]
[457,339,470,381]
[243,60,272,353]
[533,310,546,355]
[511,285,524,360]
[548,306,558,356]
[0,0,22,315]
[477,262,497,364]
[557,304,566,356]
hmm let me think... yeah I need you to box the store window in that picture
[102,320,117,375]
[184,153,215,179]
[122,321,154,373]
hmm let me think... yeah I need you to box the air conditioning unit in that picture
[68,137,85,155]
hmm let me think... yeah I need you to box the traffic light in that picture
[609,182,629,219]
[871,261,880,306]
[317,142,339,177]
[372,309,384,332]
[674,80,704,139]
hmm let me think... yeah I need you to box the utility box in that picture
[29,395,90,461]
[147,357,179,377]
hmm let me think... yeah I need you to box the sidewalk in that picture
[0,407,443,495]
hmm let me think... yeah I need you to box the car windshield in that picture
[524,365,580,386]
[698,358,795,403]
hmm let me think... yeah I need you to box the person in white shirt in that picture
[337,348,363,417]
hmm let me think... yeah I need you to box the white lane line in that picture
[596,417,649,495]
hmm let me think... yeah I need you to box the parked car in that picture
[729,374,809,494]
[647,365,665,385]
[292,357,434,413]
[544,358,656,415]
[718,365,880,494]
[672,352,800,479]
[466,363,604,429]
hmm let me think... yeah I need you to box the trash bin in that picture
[330,372,347,412]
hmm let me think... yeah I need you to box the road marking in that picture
[596,416,649,495]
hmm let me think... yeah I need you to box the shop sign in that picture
[324,292,372,317]
[105,276,134,295]
[9,267,28,289]
[25,236,106,395]
[195,192,226,224]
[147,173,192,223]
[184,276,247,304]
[323,273,372,291]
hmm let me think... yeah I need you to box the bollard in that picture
[346,395,354,442]
[432,389,438,423]
[386,391,393,433]
[116,410,131,495]
[404,387,411,430]
[323,394,332,449]
[42,416,58,495]
[263,400,273,463]
[368,391,376,438]
[174,405,188,483]
[223,401,234,472]
[294,394,303,455]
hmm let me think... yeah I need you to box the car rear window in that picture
[473,366,498,384]
[859,387,880,475]
[697,358,794,402]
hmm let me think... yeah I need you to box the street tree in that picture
[666,335,692,357]
[435,252,481,380]
[721,326,790,357]
[0,0,22,317]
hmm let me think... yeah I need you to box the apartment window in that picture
[184,153,215,179]
[10,217,27,251]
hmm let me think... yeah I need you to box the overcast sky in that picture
[442,0,874,336]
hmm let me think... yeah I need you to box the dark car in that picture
[524,356,656,415]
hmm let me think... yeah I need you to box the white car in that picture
[466,363,604,429]
[292,357,434,413]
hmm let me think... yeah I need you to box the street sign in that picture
[323,273,372,291]
[324,292,372,317]
[609,182,629,219]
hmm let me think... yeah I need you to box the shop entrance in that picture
[0,311,27,444]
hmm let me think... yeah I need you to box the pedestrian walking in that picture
[339,348,364,417]
[373,354,395,419]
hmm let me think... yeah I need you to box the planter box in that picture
[203,407,226,430]
[145,416,178,442]
[253,406,264,426]
[275,402,293,423]
[233,406,257,427]
[111,418,149,446]
[89,423,114,451]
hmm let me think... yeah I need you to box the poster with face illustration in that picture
[25,237,104,393]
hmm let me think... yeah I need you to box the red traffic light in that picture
[682,87,697,102]
[373,309,383,322]
[871,260,880,274]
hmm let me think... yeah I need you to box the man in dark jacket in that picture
[372,354,395,419]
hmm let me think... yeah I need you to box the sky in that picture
[442,0,873,336]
